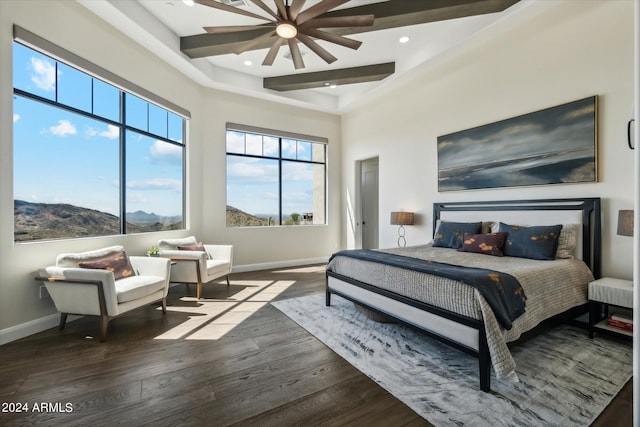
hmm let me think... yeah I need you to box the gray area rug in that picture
[272,293,632,426]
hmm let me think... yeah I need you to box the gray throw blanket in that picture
[328,249,526,330]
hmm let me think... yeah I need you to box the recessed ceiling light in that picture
[324,82,331,86]
[244,60,253,66]
[183,0,195,6]
[399,36,410,44]
[330,84,337,89]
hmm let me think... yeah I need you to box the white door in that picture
[361,158,379,249]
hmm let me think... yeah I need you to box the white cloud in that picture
[13,114,20,123]
[86,125,119,140]
[283,162,312,181]
[127,192,147,204]
[49,120,77,137]
[127,178,181,191]
[228,158,278,181]
[150,140,182,163]
[30,57,57,92]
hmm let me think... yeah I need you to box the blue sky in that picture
[13,42,184,218]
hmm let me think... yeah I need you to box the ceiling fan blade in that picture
[203,24,275,34]
[248,0,280,20]
[302,28,362,50]
[262,37,285,66]
[295,33,337,64]
[301,15,375,29]
[288,0,307,21]
[274,0,288,20]
[287,39,305,69]
[296,0,349,25]
[233,30,276,55]
[194,0,272,22]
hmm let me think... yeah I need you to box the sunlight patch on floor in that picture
[155,279,297,341]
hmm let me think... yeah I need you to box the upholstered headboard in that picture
[433,198,601,278]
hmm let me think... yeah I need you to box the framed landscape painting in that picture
[437,96,597,192]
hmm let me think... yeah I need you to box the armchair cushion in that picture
[78,250,135,280]
[115,275,167,303]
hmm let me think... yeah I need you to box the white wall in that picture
[341,0,635,280]
[0,0,341,340]
[198,88,342,268]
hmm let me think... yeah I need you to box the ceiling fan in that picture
[194,0,375,69]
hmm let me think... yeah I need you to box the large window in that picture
[13,38,187,242]
[226,124,327,227]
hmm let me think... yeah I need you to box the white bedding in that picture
[326,243,595,379]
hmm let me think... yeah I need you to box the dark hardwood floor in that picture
[0,264,631,426]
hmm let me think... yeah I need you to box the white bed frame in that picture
[326,198,601,392]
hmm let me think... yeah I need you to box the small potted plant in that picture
[147,245,160,256]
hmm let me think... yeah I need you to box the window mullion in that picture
[120,92,127,235]
[279,138,283,225]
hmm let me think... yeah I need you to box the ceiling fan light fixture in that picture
[276,22,297,39]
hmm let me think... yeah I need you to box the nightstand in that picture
[588,277,633,339]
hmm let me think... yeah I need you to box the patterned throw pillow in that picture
[178,243,205,252]
[500,223,563,260]
[78,250,135,280]
[457,232,508,257]
[178,243,211,259]
[433,221,483,249]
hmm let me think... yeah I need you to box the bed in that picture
[325,198,601,392]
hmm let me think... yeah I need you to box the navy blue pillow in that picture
[433,221,482,249]
[500,223,563,260]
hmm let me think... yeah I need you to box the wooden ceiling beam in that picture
[180,0,520,58]
[263,62,395,91]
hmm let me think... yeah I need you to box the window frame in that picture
[226,123,328,227]
[12,27,189,242]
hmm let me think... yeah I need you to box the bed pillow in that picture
[433,221,482,249]
[78,250,135,280]
[556,224,579,259]
[457,232,508,257]
[499,222,563,260]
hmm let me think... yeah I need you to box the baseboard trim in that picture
[1,256,329,345]
[0,313,82,345]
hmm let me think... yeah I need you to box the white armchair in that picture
[157,236,233,299]
[36,245,170,342]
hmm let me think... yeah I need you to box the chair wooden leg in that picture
[197,281,202,300]
[226,275,230,286]
[161,298,167,314]
[59,313,68,330]
[99,315,109,342]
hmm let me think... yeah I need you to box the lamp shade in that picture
[390,211,414,226]
[617,209,634,236]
